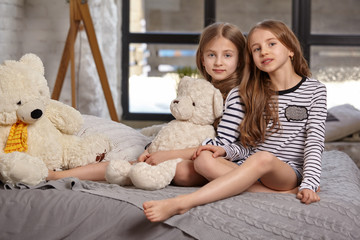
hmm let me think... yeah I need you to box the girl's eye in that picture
[253,48,260,52]
[269,42,276,47]
[208,53,215,57]
[225,54,232,58]
[17,101,22,105]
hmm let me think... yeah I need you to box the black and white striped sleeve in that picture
[299,82,327,192]
[203,87,244,146]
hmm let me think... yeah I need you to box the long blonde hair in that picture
[196,22,246,99]
[239,20,311,147]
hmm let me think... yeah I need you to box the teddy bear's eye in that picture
[192,102,195,107]
[17,101,22,105]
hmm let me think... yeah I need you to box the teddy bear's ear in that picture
[19,53,45,76]
[213,88,223,118]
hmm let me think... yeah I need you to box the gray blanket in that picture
[69,151,360,239]
[2,150,360,240]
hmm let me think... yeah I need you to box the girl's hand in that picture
[192,145,226,160]
[137,150,150,162]
[296,188,320,204]
[142,151,170,165]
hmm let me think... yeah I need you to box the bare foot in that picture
[143,196,190,222]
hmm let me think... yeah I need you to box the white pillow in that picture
[77,115,151,161]
[325,104,360,142]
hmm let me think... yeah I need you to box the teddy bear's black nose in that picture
[31,109,43,119]
[173,100,179,104]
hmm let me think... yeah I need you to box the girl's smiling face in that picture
[249,28,294,74]
[202,36,239,82]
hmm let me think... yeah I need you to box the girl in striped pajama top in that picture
[143,20,327,222]
[138,22,247,187]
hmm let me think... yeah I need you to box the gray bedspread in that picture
[69,150,360,240]
[1,150,360,240]
[0,182,193,240]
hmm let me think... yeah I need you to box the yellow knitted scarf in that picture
[4,121,28,153]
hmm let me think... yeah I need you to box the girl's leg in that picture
[173,150,238,186]
[145,148,197,165]
[47,161,109,181]
[193,150,238,181]
[247,181,299,194]
[143,151,298,222]
[175,150,297,191]
[172,160,208,187]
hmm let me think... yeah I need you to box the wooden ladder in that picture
[52,0,119,122]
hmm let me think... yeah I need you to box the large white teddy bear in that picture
[0,54,111,186]
[105,76,223,190]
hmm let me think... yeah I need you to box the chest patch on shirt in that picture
[284,106,308,121]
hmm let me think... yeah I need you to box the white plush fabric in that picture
[325,104,360,142]
[0,54,111,186]
[105,159,133,186]
[129,158,182,190]
[105,77,224,190]
[147,77,223,153]
[78,115,151,162]
[82,115,185,190]
[140,123,166,139]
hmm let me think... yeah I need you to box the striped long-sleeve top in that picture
[222,77,327,192]
[202,86,244,146]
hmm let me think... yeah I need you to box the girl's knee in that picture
[193,151,215,173]
[173,161,197,186]
[251,151,277,169]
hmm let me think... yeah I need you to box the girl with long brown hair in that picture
[143,20,327,222]
[138,22,247,187]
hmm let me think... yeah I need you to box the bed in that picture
[1,115,360,240]
[325,104,360,168]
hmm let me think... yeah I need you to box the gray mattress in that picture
[1,150,360,240]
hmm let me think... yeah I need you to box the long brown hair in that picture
[239,19,311,147]
[196,22,246,100]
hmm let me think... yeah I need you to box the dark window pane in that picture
[311,0,360,34]
[130,0,204,33]
[216,0,291,33]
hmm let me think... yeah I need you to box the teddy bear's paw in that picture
[0,152,48,186]
[129,158,182,190]
[105,159,132,186]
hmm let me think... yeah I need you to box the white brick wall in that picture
[0,0,121,120]
[23,0,69,101]
[0,0,25,61]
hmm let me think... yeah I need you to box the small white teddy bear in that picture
[0,54,111,186]
[105,76,223,190]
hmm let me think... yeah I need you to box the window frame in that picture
[292,0,360,61]
[121,0,360,121]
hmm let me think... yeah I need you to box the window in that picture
[128,43,198,114]
[305,0,360,109]
[311,46,360,109]
[216,0,292,32]
[122,0,360,121]
[122,0,212,120]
